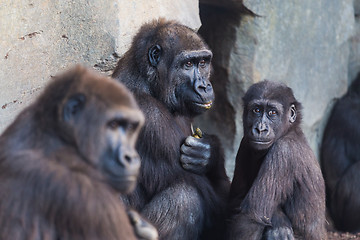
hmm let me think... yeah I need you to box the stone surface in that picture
[349,0,360,82]
[197,0,355,178]
[0,0,200,132]
[1,0,358,181]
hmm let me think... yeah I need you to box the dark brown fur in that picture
[228,80,327,240]
[321,73,360,233]
[112,19,230,240]
[0,66,144,240]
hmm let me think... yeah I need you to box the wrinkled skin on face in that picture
[243,100,296,151]
[242,81,298,152]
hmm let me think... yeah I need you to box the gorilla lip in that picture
[195,101,213,109]
[251,140,272,145]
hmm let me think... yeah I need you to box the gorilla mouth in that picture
[250,140,273,147]
[117,175,138,183]
[109,175,138,193]
[252,141,271,144]
[109,174,138,186]
[195,101,213,109]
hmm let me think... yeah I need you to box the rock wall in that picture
[197,0,356,178]
[0,0,200,131]
[0,0,358,179]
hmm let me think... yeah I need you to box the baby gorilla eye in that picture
[253,107,260,114]
[199,59,206,68]
[268,110,277,116]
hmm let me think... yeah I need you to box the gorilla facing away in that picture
[112,19,230,240]
[227,80,327,240]
[0,66,157,240]
[321,73,360,233]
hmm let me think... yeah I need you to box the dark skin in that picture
[227,80,327,240]
[0,66,157,240]
[321,73,360,233]
[112,19,230,240]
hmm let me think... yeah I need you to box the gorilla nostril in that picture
[124,155,131,163]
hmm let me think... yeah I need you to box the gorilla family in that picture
[0,66,157,240]
[112,19,230,240]
[0,17,333,240]
[321,73,360,233]
[227,80,327,240]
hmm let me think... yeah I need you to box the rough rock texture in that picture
[349,0,360,82]
[197,0,355,179]
[0,0,200,131]
[1,0,359,183]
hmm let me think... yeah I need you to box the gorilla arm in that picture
[180,133,229,197]
[228,140,295,240]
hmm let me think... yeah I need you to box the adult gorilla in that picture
[0,66,157,240]
[227,80,327,240]
[112,19,230,240]
[321,73,360,233]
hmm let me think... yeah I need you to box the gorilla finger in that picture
[180,144,211,159]
[181,163,206,175]
[184,136,210,150]
[180,155,208,167]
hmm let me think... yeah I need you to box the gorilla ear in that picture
[63,93,86,122]
[289,104,296,123]
[148,45,162,67]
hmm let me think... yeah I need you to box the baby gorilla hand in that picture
[180,135,211,174]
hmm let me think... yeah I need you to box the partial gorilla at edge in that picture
[112,19,230,240]
[321,73,360,233]
[0,66,157,240]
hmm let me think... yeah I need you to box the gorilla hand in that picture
[180,134,211,174]
[127,209,159,240]
[265,226,295,240]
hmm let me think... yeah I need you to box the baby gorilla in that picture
[227,80,327,240]
[0,66,157,240]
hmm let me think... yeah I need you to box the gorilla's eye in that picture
[253,107,260,114]
[107,119,128,130]
[199,60,206,68]
[185,61,193,68]
[268,110,277,116]
[128,122,139,132]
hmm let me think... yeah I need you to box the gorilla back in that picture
[0,66,145,240]
[321,73,360,233]
[112,19,230,240]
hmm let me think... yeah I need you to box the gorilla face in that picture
[61,72,144,194]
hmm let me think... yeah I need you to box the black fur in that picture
[112,19,230,240]
[227,80,327,240]
[321,73,360,233]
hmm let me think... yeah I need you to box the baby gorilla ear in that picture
[289,104,296,123]
[63,93,86,122]
[148,45,162,67]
